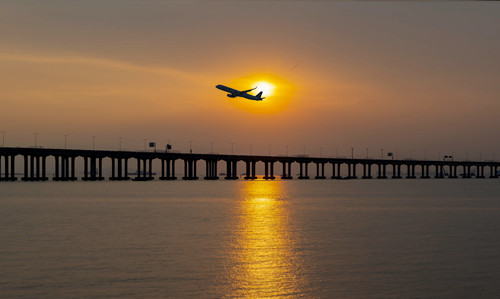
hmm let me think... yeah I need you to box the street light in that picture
[189,141,193,154]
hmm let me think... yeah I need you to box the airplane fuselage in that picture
[216,84,264,101]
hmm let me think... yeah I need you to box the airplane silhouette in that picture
[216,85,265,101]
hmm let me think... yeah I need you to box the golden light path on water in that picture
[226,181,303,298]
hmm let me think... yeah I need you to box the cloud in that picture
[0,52,202,82]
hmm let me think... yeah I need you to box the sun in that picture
[253,81,275,97]
[227,73,295,114]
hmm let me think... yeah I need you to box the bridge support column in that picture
[476,165,485,178]
[243,161,257,180]
[160,159,176,180]
[298,162,309,179]
[281,161,292,179]
[449,165,458,178]
[377,164,387,179]
[224,160,238,180]
[25,155,36,181]
[315,162,326,179]
[392,164,402,179]
[204,160,219,180]
[83,157,101,181]
[263,161,275,180]
[1,155,18,181]
[362,163,372,179]
[52,156,75,181]
[183,159,198,180]
[490,166,498,178]
[434,165,444,178]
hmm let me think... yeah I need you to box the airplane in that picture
[216,84,265,101]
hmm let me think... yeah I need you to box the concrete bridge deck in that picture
[0,147,498,181]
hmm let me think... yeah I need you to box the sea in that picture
[1,179,500,298]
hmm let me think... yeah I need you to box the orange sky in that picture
[1,1,499,160]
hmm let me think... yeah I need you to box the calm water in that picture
[1,179,500,298]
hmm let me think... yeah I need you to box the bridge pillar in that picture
[434,165,444,178]
[110,158,130,180]
[182,159,198,180]
[476,165,485,178]
[224,160,238,180]
[159,159,176,180]
[83,157,102,181]
[347,163,357,179]
[298,162,309,179]
[0,155,16,181]
[244,161,257,179]
[315,162,326,179]
[409,164,416,179]
[377,164,387,179]
[281,161,292,179]
[54,156,76,181]
[263,161,275,180]
[490,166,498,178]
[362,163,372,179]
[392,164,402,179]
[449,165,458,178]
[204,160,219,180]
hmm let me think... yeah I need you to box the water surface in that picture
[1,179,499,298]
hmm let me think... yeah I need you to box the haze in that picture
[1,1,499,160]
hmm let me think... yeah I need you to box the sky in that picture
[1,1,499,160]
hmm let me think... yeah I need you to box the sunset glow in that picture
[253,81,275,97]
[228,74,295,115]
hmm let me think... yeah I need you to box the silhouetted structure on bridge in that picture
[0,147,498,182]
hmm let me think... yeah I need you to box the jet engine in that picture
[227,94,236,98]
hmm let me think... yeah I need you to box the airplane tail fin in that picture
[256,91,264,100]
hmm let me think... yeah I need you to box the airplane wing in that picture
[241,87,256,93]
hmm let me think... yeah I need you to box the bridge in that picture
[0,147,498,181]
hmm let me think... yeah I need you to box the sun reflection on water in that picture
[227,181,302,298]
